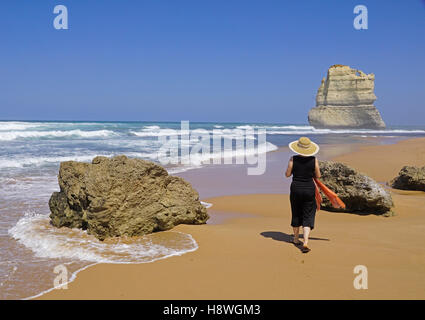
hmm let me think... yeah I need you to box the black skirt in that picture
[289,181,317,229]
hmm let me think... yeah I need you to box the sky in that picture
[0,0,424,125]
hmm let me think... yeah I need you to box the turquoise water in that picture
[1,120,425,299]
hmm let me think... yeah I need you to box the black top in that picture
[292,155,316,184]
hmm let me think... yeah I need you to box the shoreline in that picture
[36,136,425,299]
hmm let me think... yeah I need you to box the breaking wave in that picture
[8,212,198,264]
[0,154,114,169]
[0,129,116,141]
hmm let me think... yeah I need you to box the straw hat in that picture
[288,137,319,156]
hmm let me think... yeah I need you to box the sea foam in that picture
[0,129,116,141]
[8,212,198,264]
[0,122,45,131]
[0,154,114,169]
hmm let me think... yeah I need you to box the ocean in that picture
[1,120,425,299]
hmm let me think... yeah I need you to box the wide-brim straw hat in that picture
[289,137,319,156]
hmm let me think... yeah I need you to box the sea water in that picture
[1,120,424,299]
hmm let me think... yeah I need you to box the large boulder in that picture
[49,155,209,240]
[308,65,386,129]
[390,166,425,191]
[319,161,393,215]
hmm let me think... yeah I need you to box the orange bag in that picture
[313,178,346,210]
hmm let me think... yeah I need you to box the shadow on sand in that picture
[260,231,330,253]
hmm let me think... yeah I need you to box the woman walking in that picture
[285,137,321,253]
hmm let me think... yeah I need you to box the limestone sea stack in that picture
[308,65,386,129]
[49,155,209,240]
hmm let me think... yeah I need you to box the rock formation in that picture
[319,161,394,215]
[308,65,386,129]
[390,166,425,191]
[49,155,209,240]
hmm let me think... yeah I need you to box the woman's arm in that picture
[285,156,293,177]
[314,157,321,179]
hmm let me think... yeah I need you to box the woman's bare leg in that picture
[303,226,311,247]
[293,227,300,244]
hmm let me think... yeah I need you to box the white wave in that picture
[0,143,278,170]
[266,129,332,135]
[8,212,198,264]
[0,121,107,131]
[0,129,116,141]
[166,165,204,174]
[214,125,224,128]
[23,262,99,300]
[212,141,278,162]
[52,122,109,126]
[142,125,161,130]
[159,141,278,166]
[0,154,113,169]
[211,129,257,140]
[235,125,254,130]
[201,201,213,209]
[355,135,399,138]
[234,124,315,130]
[266,128,425,135]
[267,125,315,130]
[130,128,182,137]
[132,128,257,140]
[228,124,425,135]
[155,141,278,173]
[0,122,45,131]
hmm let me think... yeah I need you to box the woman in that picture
[285,137,321,253]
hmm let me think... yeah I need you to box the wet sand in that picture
[38,137,425,299]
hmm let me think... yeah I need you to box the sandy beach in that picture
[3,0,425,304]
[36,137,425,300]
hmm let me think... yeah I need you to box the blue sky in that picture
[1,0,424,125]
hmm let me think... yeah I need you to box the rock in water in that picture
[390,166,425,191]
[319,161,393,215]
[49,155,209,240]
[308,65,386,129]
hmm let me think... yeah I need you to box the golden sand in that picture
[38,137,425,299]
